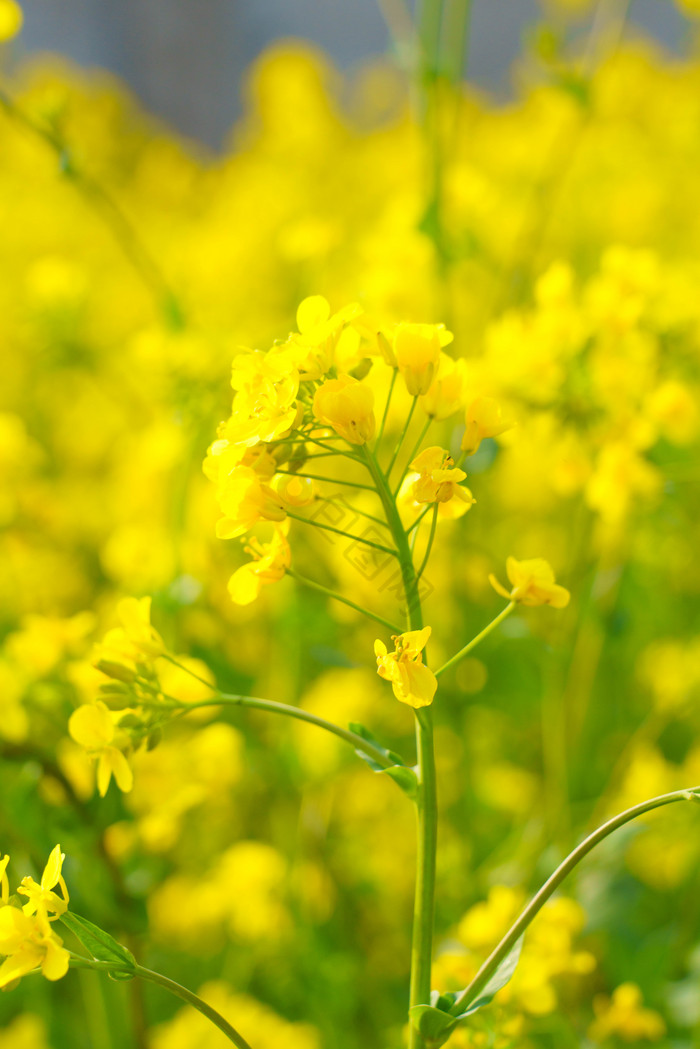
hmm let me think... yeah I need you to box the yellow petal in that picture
[41,845,64,891]
[68,702,115,749]
[41,938,70,981]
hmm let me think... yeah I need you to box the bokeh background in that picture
[2,1,700,1048]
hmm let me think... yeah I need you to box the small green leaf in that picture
[349,722,417,798]
[408,1004,460,1048]
[456,938,524,1019]
[60,911,136,972]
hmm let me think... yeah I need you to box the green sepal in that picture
[60,911,136,974]
[349,722,418,799]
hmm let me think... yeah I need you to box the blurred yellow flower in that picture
[68,701,134,795]
[393,322,451,396]
[227,527,290,605]
[375,627,437,708]
[589,983,665,1042]
[0,0,22,41]
[461,396,513,456]
[489,557,570,608]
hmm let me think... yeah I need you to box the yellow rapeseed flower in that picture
[68,701,134,795]
[489,557,570,608]
[215,465,287,538]
[392,322,452,396]
[18,845,68,921]
[313,375,376,445]
[227,527,291,605]
[461,396,513,456]
[409,447,474,509]
[374,627,437,708]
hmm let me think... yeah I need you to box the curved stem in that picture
[287,569,402,633]
[157,658,395,770]
[450,786,700,1015]
[435,602,515,679]
[68,957,252,1049]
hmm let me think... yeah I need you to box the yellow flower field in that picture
[2,0,700,1045]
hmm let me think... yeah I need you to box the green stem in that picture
[416,505,439,581]
[275,469,376,493]
[316,497,391,531]
[450,786,700,1015]
[394,417,432,497]
[386,396,418,480]
[287,569,402,633]
[159,657,395,770]
[0,90,182,327]
[442,0,472,84]
[362,447,438,1044]
[286,511,398,556]
[68,957,252,1049]
[435,602,515,679]
[375,368,399,450]
[407,505,434,535]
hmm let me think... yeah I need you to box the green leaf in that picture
[60,911,136,972]
[408,1005,460,1049]
[349,722,418,799]
[456,937,524,1019]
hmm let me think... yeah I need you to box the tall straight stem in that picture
[363,448,438,1046]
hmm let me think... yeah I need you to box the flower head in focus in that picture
[215,466,287,539]
[0,846,70,989]
[409,447,474,510]
[489,557,570,608]
[313,375,376,445]
[374,627,437,708]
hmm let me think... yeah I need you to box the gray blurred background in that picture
[14,0,690,149]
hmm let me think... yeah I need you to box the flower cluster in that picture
[0,846,70,989]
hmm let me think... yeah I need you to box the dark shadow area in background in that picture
[14,0,689,148]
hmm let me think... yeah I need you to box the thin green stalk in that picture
[416,505,439,581]
[395,417,432,496]
[375,368,399,450]
[435,602,515,679]
[450,786,700,1015]
[68,957,252,1049]
[362,447,438,1043]
[442,0,472,84]
[159,656,395,769]
[296,432,364,462]
[316,497,391,530]
[287,510,398,556]
[275,469,377,492]
[288,569,402,632]
[407,505,434,535]
[0,90,182,327]
[386,396,418,480]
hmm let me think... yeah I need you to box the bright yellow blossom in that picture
[18,845,68,920]
[68,701,134,795]
[227,349,300,447]
[489,557,570,608]
[116,597,165,659]
[420,354,468,419]
[392,322,452,396]
[215,465,287,539]
[0,909,70,987]
[461,396,513,455]
[227,527,291,605]
[0,0,22,41]
[409,447,474,510]
[374,627,437,708]
[313,375,376,445]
